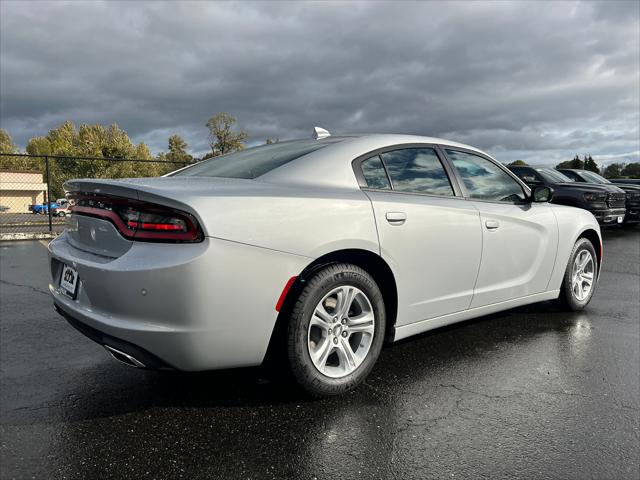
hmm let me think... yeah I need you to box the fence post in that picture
[45,155,53,233]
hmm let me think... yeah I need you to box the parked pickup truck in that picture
[558,169,640,225]
[508,166,626,226]
[611,178,640,186]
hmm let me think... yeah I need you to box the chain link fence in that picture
[0,153,190,239]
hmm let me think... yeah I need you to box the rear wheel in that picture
[286,263,385,396]
[557,237,598,311]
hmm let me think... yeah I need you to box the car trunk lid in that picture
[63,176,264,256]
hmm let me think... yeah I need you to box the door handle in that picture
[386,212,407,225]
[485,219,500,230]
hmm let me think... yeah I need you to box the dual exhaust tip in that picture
[103,344,146,368]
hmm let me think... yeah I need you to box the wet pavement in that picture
[1,230,639,479]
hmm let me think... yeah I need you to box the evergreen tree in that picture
[166,135,192,164]
[570,155,584,169]
[584,154,599,173]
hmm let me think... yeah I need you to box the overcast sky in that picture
[1,1,639,166]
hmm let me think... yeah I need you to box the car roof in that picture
[260,133,491,189]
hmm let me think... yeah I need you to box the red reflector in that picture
[275,276,297,312]
[127,221,184,231]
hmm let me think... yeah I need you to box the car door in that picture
[356,146,483,327]
[443,148,558,307]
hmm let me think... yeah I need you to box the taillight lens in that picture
[68,193,203,243]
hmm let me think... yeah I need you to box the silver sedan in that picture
[48,130,601,396]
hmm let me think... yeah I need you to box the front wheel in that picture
[286,263,385,396]
[557,237,598,311]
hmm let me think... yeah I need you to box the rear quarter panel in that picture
[184,186,381,259]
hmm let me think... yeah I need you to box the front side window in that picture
[361,155,391,190]
[447,150,525,202]
[380,148,454,196]
[579,170,610,184]
[510,167,542,184]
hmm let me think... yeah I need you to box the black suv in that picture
[558,169,640,225]
[508,166,626,226]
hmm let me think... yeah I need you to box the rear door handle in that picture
[485,219,500,230]
[386,212,407,225]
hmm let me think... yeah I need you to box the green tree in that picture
[508,160,528,166]
[0,129,36,171]
[0,129,17,154]
[621,162,640,178]
[205,113,248,156]
[584,154,599,173]
[20,121,161,197]
[603,163,624,179]
[556,155,584,170]
[166,134,192,164]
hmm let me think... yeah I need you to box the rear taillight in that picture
[69,193,203,243]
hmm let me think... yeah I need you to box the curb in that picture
[0,232,59,241]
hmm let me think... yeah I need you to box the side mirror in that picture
[531,185,553,203]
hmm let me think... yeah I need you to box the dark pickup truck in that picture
[508,166,626,226]
[558,169,640,225]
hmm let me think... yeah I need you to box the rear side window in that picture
[380,148,454,196]
[361,155,391,190]
[447,149,525,202]
[173,138,344,179]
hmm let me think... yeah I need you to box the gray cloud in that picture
[1,0,638,166]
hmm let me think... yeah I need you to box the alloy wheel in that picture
[571,249,595,301]
[307,285,375,378]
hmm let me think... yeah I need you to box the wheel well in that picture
[578,228,602,271]
[262,249,398,368]
[297,249,398,338]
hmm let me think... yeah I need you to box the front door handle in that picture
[386,212,407,225]
[485,219,500,230]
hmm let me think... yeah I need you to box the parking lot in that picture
[1,230,638,479]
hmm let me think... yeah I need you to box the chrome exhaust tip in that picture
[104,345,146,368]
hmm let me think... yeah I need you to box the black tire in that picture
[286,263,385,397]
[556,237,598,311]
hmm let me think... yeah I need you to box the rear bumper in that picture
[54,303,173,369]
[48,232,310,371]
[591,208,626,225]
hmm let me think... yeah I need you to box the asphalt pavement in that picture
[1,230,639,479]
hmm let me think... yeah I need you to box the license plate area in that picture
[60,264,79,299]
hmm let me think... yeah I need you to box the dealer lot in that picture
[1,230,638,480]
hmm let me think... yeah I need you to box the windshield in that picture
[579,170,610,184]
[172,138,344,179]
[537,168,574,183]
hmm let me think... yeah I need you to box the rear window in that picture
[172,138,344,179]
